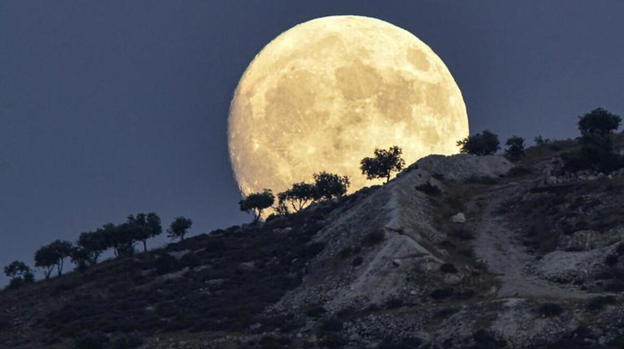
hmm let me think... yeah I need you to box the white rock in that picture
[450,212,466,223]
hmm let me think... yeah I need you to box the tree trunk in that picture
[143,240,147,253]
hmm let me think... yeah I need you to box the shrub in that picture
[74,332,109,349]
[363,231,385,246]
[321,317,343,332]
[430,288,454,300]
[112,334,144,349]
[339,246,353,259]
[440,263,458,274]
[385,297,403,309]
[586,296,616,311]
[605,254,619,267]
[505,136,525,162]
[154,253,180,274]
[537,302,564,317]
[415,182,441,196]
[457,130,500,155]
[507,166,532,177]
[352,256,363,267]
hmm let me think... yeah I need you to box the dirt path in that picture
[470,183,592,300]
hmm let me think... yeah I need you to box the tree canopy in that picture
[239,189,275,221]
[457,130,500,156]
[278,182,316,213]
[504,136,525,162]
[167,217,193,241]
[313,172,349,200]
[360,146,405,183]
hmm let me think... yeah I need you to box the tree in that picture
[457,130,500,155]
[4,261,34,289]
[35,240,73,278]
[566,108,623,172]
[167,217,193,241]
[578,108,621,137]
[127,212,162,252]
[239,189,275,221]
[34,245,57,279]
[360,146,406,183]
[278,182,316,213]
[75,230,107,266]
[504,136,525,162]
[313,172,350,200]
[101,223,135,257]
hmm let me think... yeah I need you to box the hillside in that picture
[3,139,624,348]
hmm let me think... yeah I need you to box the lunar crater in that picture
[229,16,468,198]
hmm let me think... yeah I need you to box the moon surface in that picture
[229,15,469,198]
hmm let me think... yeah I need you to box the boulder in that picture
[450,212,466,223]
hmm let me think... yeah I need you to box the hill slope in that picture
[3,142,624,348]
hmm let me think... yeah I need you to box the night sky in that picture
[1,1,623,285]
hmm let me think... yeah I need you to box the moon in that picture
[229,15,469,199]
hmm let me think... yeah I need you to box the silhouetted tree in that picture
[168,217,193,241]
[278,182,316,212]
[457,130,500,155]
[4,261,34,289]
[102,223,135,257]
[34,245,57,279]
[313,172,350,200]
[75,230,107,266]
[239,189,275,221]
[35,240,73,277]
[504,136,525,162]
[360,146,406,183]
[127,212,162,252]
[565,108,623,172]
[534,135,551,146]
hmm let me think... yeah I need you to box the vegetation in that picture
[504,136,525,162]
[3,261,34,289]
[313,171,349,200]
[240,189,275,221]
[278,182,316,213]
[35,240,73,278]
[360,146,405,183]
[564,108,623,172]
[127,213,162,252]
[415,182,441,196]
[457,130,500,155]
[167,217,193,241]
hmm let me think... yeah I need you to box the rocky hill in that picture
[3,140,624,349]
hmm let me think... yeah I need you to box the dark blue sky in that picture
[1,1,623,284]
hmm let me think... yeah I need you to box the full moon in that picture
[229,15,469,198]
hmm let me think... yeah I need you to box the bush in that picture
[321,317,343,332]
[457,130,500,155]
[430,288,454,300]
[605,254,619,267]
[154,253,180,274]
[537,302,564,317]
[440,263,458,274]
[363,231,385,246]
[74,332,109,349]
[506,167,532,177]
[586,296,616,311]
[415,182,441,196]
[352,256,363,267]
[338,246,353,259]
[112,334,144,349]
[385,297,403,309]
[505,136,525,162]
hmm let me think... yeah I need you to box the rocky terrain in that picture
[3,139,624,348]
